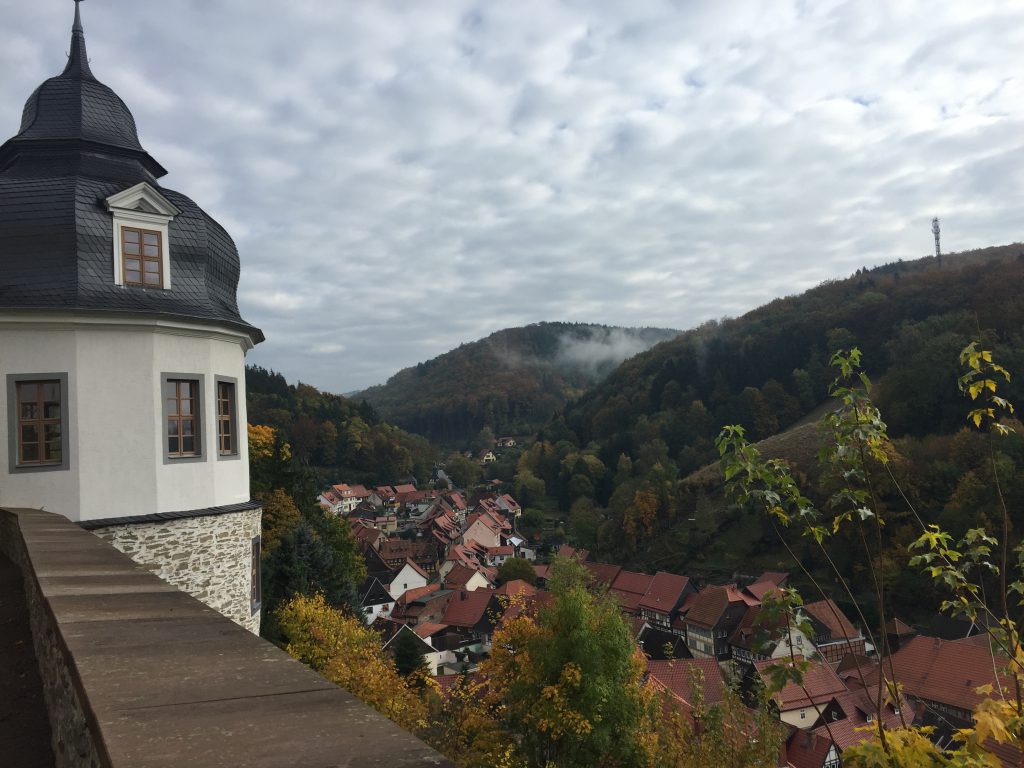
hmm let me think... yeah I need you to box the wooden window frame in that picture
[121,226,164,288]
[161,373,205,464]
[7,373,70,473]
[215,376,240,460]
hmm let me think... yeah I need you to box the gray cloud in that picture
[2,0,1022,393]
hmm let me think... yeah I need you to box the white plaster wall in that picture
[0,314,253,522]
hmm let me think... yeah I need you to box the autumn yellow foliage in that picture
[276,593,427,732]
[248,422,291,461]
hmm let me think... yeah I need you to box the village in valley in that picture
[318,451,1010,768]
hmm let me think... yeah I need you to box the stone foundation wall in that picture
[91,508,262,633]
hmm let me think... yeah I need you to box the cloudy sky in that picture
[2,1,1022,393]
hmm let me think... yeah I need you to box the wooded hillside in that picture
[356,322,679,445]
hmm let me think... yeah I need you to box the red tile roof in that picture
[441,589,494,627]
[495,580,537,604]
[611,570,654,596]
[647,658,726,707]
[786,728,834,768]
[744,580,779,602]
[882,634,1013,713]
[803,599,860,642]
[412,622,448,639]
[583,561,623,586]
[397,583,440,606]
[444,563,489,589]
[684,584,746,629]
[756,570,789,586]
[753,656,848,711]
[638,571,691,614]
[557,544,589,561]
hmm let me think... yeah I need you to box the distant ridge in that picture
[356,322,679,445]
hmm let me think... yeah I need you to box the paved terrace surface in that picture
[1,507,454,767]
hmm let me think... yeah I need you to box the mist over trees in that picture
[357,322,679,445]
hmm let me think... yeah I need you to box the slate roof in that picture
[0,4,261,343]
[359,578,393,608]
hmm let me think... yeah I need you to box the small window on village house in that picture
[9,377,68,470]
[216,379,238,457]
[121,226,163,287]
[163,375,203,460]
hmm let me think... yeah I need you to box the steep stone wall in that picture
[91,508,261,633]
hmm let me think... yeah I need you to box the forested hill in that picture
[524,243,1024,598]
[245,366,436,485]
[556,244,1024,464]
[355,322,680,446]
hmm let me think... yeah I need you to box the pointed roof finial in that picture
[64,0,94,79]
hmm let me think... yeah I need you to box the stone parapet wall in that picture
[0,509,105,768]
[91,508,262,633]
[0,507,454,768]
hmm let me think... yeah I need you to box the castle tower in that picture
[0,2,265,632]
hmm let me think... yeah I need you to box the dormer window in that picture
[105,182,180,289]
[121,226,163,287]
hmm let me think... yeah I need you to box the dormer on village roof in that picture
[393,483,417,494]
[638,572,691,615]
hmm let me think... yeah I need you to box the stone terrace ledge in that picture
[0,507,454,768]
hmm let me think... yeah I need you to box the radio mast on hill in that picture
[932,217,941,263]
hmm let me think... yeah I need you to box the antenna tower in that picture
[931,217,941,264]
